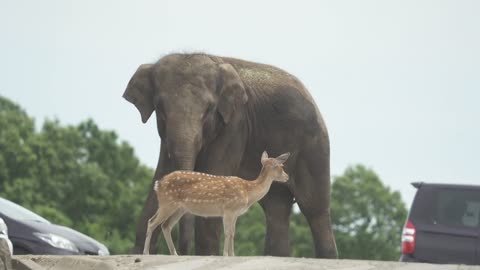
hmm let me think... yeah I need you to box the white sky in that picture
[1,0,479,206]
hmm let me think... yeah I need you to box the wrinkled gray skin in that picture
[123,53,337,258]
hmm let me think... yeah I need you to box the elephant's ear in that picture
[217,64,248,124]
[123,64,155,123]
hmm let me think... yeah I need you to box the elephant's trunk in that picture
[166,121,202,171]
[165,121,201,255]
[172,154,196,171]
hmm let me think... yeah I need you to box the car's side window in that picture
[435,190,480,228]
[462,202,480,227]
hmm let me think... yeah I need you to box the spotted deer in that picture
[143,151,290,256]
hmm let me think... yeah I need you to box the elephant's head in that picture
[123,54,248,170]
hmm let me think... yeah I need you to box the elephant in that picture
[123,53,338,258]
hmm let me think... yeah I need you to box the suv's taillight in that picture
[401,220,416,254]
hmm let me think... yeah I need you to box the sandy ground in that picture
[12,255,480,270]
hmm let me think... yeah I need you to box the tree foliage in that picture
[331,165,407,260]
[0,96,153,254]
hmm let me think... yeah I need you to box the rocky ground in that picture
[11,255,480,270]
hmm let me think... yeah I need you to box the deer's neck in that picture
[247,167,275,203]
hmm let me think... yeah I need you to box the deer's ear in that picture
[275,153,290,164]
[261,151,269,165]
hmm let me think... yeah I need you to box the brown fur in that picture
[143,152,289,256]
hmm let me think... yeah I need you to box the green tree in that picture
[0,95,154,254]
[235,203,266,255]
[331,165,407,260]
[0,96,40,207]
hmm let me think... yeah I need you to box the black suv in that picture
[400,182,480,265]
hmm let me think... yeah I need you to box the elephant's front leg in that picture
[133,142,173,254]
[192,141,246,255]
[178,214,194,254]
[193,152,238,256]
[195,217,222,255]
[260,183,294,256]
[188,116,248,255]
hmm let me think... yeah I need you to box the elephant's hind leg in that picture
[294,156,338,259]
[260,183,294,256]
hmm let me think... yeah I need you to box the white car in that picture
[0,217,13,255]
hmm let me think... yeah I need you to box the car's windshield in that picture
[0,197,50,223]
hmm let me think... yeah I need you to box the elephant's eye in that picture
[156,115,166,139]
[203,104,214,120]
[155,102,167,121]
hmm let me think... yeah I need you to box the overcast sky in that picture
[2,0,479,206]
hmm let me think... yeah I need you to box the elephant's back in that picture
[221,57,302,94]
[221,56,328,139]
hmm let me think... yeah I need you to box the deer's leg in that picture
[144,204,178,255]
[161,208,186,256]
[144,209,159,255]
[222,214,236,256]
[260,184,294,256]
[136,189,160,254]
[134,141,174,254]
[229,216,238,256]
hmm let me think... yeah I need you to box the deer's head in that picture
[261,151,290,182]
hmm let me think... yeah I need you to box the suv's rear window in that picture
[411,187,480,228]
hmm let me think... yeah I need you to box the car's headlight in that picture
[0,221,7,236]
[33,232,79,253]
[98,243,110,256]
